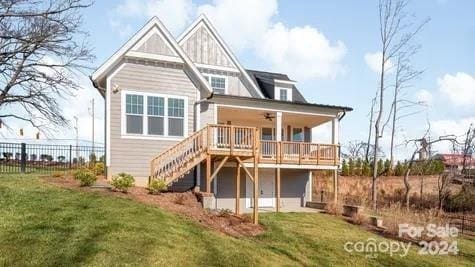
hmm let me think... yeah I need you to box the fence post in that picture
[20,143,26,173]
[69,145,72,170]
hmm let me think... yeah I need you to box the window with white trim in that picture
[279,88,288,101]
[167,98,185,136]
[123,92,187,138]
[203,74,226,94]
[275,86,292,101]
[147,96,164,135]
[125,94,144,134]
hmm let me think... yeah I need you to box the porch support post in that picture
[253,156,259,224]
[206,154,211,193]
[333,169,338,203]
[276,112,282,141]
[276,167,281,212]
[235,160,240,215]
[332,117,339,203]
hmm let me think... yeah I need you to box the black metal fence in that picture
[0,142,105,173]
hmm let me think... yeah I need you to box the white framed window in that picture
[125,94,144,134]
[275,86,292,101]
[292,127,303,142]
[203,74,227,94]
[121,90,188,140]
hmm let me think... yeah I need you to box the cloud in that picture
[198,0,277,51]
[109,0,346,81]
[257,23,346,80]
[438,72,475,107]
[112,0,195,36]
[430,117,475,153]
[415,89,433,106]
[364,52,393,73]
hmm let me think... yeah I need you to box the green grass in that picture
[0,174,474,266]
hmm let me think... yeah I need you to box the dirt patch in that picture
[42,176,265,237]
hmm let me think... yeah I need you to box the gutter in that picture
[338,111,347,121]
[89,75,106,98]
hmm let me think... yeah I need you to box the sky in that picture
[2,0,474,159]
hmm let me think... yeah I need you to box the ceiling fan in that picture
[263,113,275,121]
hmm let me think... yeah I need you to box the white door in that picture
[246,170,275,208]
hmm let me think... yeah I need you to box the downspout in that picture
[193,89,214,191]
[89,76,107,177]
[338,110,347,121]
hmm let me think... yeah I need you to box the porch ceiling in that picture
[217,106,333,128]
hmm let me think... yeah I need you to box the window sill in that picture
[121,134,185,141]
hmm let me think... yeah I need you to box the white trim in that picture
[105,63,128,167]
[203,73,228,95]
[120,89,188,140]
[274,79,297,85]
[216,103,335,117]
[91,17,213,97]
[275,86,292,101]
[125,51,183,64]
[196,63,239,73]
[130,26,177,56]
[177,15,265,98]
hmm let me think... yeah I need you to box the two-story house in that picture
[91,15,352,218]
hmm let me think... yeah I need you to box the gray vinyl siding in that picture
[133,30,176,56]
[181,24,236,68]
[200,69,253,97]
[108,59,198,186]
[200,101,215,126]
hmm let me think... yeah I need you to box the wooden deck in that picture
[150,124,339,225]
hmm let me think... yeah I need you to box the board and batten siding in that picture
[181,24,236,68]
[108,60,198,187]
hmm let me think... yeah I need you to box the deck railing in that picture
[260,140,339,165]
[150,124,339,183]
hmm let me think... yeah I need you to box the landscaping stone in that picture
[306,201,327,210]
[369,216,384,228]
[342,205,363,217]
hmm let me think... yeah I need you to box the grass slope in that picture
[0,174,474,266]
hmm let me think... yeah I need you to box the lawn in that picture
[0,174,474,266]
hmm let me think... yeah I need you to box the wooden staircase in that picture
[150,126,210,185]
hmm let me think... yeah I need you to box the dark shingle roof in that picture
[246,69,307,103]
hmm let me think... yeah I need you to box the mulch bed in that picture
[41,175,265,237]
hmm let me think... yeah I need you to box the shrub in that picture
[111,173,135,193]
[148,179,167,195]
[341,159,349,176]
[94,162,105,175]
[74,168,97,186]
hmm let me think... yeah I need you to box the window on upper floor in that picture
[279,89,288,101]
[275,87,292,101]
[203,74,226,94]
[123,91,187,138]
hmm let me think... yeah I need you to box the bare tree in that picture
[0,0,94,131]
[370,0,429,210]
[365,96,376,162]
[386,48,426,167]
[403,134,456,209]
[460,124,475,182]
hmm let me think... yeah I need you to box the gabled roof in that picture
[177,14,265,98]
[91,16,213,97]
[246,69,307,103]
